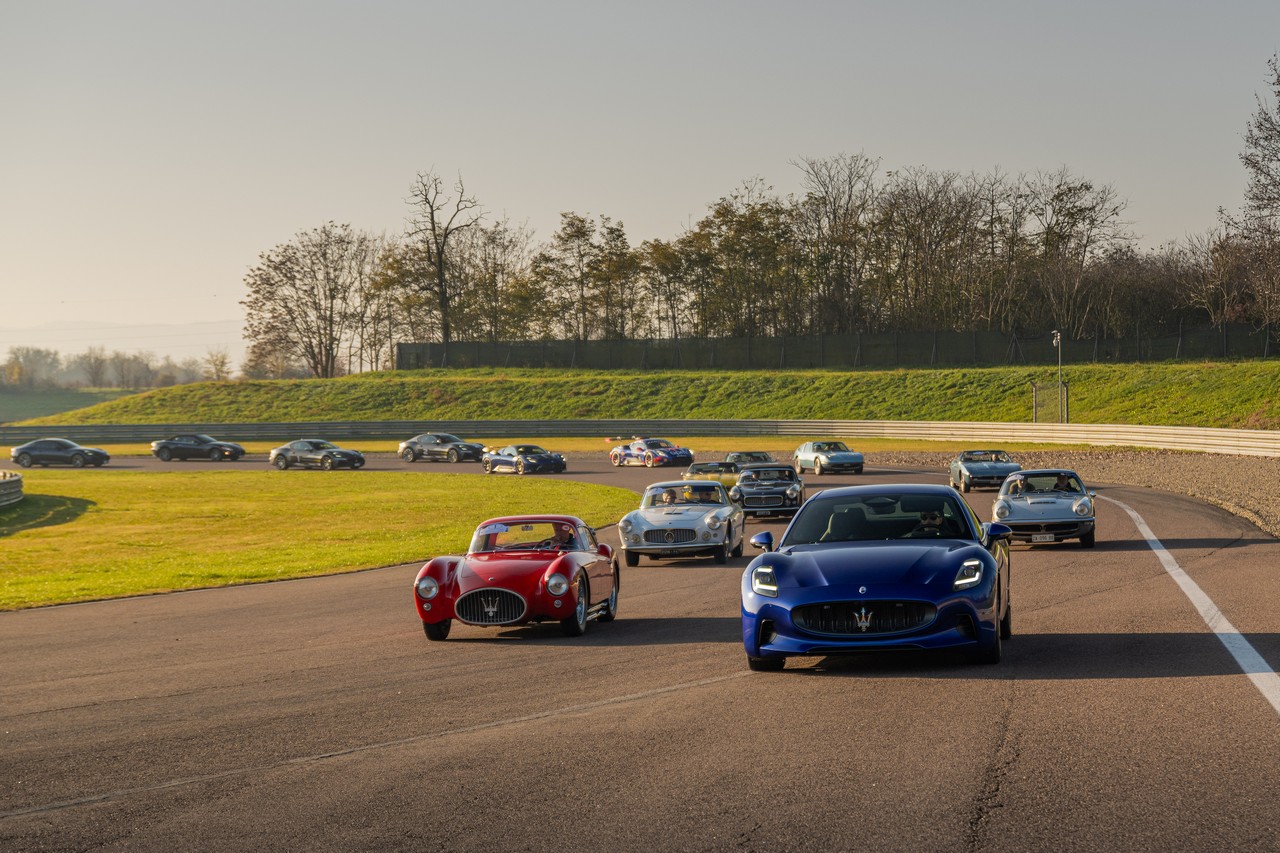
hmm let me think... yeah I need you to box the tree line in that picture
[229,53,1275,377]
[0,346,240,391]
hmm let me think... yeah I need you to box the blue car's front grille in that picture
[793,601,936,636]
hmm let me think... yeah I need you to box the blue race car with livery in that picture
[608,437,694,468]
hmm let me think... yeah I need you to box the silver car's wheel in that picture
[447,448,459,463]
[814,459,824,476]
[793,460,804,475]
[275,455,290,470]
[400,448,416,462]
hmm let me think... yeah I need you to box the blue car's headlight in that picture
[751,566,779,597]
[706,515,722,530]
[994,501,1010,519]
[954,559,983,590]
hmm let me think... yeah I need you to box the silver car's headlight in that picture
[1074,498,1092,517]
[706,515,722,530]
[619,518,633,533]
[751,566,779,597]
[415,576,439,600]
[994,501,1010,519]
[546,573,569,595]
[954,559,983,590]
[729,487,742,501]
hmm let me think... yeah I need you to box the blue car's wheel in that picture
[747,654,785,672]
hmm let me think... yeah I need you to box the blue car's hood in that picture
[819,451,863,462]
[777,541,975,588]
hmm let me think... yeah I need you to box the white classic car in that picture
[991,469,1096,547]
[617,481,746,567]
[948,449,1021,492]
[792,441,864,475]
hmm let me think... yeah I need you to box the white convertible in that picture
[991,469,1096,547]
[617,481,746,567]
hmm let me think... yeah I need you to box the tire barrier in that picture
[0,471,23,508]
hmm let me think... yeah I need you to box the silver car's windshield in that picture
[1001,473,1082,495]
[783,493,972,544]
[644,484,727,507]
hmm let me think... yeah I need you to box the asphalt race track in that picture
[3,455,1280,851]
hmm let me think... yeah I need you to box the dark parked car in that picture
[11,438,109,468]
[399,433,484,463]
[268,439,365,471]
[481,444,567,475]
[151,434,245,462]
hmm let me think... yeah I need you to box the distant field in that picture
[0,388,135,424]
[17,362,1280,430]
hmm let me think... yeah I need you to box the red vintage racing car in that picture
[413,516,619,640]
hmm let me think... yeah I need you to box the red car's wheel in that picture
[597,563,619,623]
[423,620,451,641]
[560,575,588,637]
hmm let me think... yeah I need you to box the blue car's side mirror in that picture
[983,522,1013,543]
[750,531,774,553]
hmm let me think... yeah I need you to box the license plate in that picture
[1031,533,1055,542]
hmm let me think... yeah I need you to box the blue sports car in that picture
[609,437,694,468]
[740,484,1013,671]
[481,444,567,475]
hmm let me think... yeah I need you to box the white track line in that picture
[1102,495,1280,717]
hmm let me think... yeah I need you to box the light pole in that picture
[1051,330,1063,422]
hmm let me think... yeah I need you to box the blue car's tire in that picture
[747,654,785,672]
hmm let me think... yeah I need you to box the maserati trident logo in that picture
[482,595,500,618]
[854,606,874,632]
[664,530,676,543]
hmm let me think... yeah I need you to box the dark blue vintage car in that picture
[481,444,567,475]
[740,484,1012,671]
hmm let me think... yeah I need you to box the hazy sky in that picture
[3,1,1279,367]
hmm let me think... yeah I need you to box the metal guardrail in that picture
[0,471,23,507]
[1,420,1278,457]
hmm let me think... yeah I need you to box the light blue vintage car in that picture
[948,449,1021,493]
[791,441,864,475]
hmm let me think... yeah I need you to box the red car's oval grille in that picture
[455,588,527,625]
[793,601,936,636]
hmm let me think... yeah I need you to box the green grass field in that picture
[19,363,1280,429]
[0,471,638,611]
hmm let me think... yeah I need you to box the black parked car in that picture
[729,463,805,518]
[151,434,245,462]
[269,439,365,471]
[398,433,484,463]
[11,438,110,468]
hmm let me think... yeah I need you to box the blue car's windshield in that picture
[783,493,971,544]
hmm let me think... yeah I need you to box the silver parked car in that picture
[948,449,1021,492]
[792,441,864,475]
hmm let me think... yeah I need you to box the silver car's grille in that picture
[793,601,936,636]
[455,588,527,625]
[744,495,785,507]
[643,528,697,544]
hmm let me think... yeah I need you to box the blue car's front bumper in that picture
[741,580,997,659]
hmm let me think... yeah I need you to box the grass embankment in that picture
[20,363,1280,429]
[0,471,638,610]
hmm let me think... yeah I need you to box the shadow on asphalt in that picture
[791,631,1280,679]
[1042,536,1278,552]
[0,494,95,537]
[443,616,742,646]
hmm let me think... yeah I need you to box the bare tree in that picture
[241,222,378,378]
[203,348,233,381]
[3,347,61,387]
[404,171,484,366]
